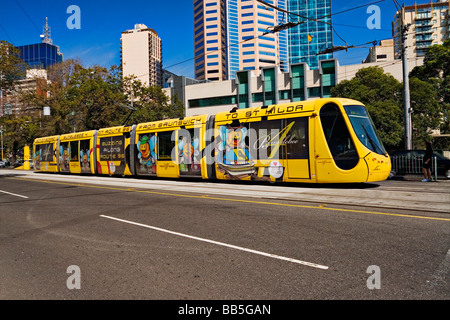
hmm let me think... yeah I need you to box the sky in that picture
[0,0,427,78]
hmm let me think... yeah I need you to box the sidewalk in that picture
[2,169,449,214]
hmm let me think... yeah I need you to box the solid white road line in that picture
[0,189,29,199]
[100,214,329,270]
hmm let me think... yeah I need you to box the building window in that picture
[257,12,273,19]
[189,95,236,108]
[237,71,249,109]
[291,64,305,102]
[263,68,276,105]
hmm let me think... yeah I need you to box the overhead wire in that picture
[134,0,392,79]
[1,1,41,44]
[0,23,14,43]
[14,0,41,35]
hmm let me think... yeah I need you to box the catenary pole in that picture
[401,5,412,150]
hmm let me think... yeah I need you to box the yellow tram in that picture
[33,98,391,183]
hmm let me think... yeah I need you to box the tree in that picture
[64,63,130,131]
[410,40,450,149]
[331,66,404,150]
[123,76,185,126]
[409,77,442,148]
[0,40,26,95]
[0,41,29,161]
[0,115,39,161]
[18,60,185,140]
[18,59,84,136]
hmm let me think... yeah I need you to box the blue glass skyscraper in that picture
[17,18,63,70]
[17,43,63,69]
[226,0,240,79]
[277,0,289,73]
[287,0,333,69]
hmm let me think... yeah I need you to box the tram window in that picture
[285,118,308,159]
[249,118,308,160]
[80,139,90,167]
[38,143,53,162]
[178,128,201,173]
[158,131,175,161]
[320,104,359,170]
[60,141,70,170]
[249,119,282,160]
[69,141,79,162]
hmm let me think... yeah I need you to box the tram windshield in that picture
[344,105,387,156]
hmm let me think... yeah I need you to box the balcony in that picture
[415,21,433,27]
[415,13,432,20]
[416,42,432,49]
[415,28,433,35]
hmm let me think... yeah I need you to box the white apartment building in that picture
[392,1,449,59]
[121,24,163,87]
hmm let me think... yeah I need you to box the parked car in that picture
[0,160,6,168]
[389,150,450,178]
[12,160,24,168]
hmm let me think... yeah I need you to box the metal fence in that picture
[390,155,438,180]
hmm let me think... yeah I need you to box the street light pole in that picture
[401,6,413,150]
[0,127,3,161]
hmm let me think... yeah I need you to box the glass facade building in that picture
[226,0,240,79]
[194,0,288,81]
[193,0,229,81]
[17,43,63,70]
[287,0,333,69]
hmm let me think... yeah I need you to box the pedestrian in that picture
[422,141,433,182]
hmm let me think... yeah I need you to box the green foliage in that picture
[0,41,29,160]
[16,59,185,145]
[410,40,449,149]
[0,41,26,93]
[1,53,185,159]
[0,115,40,161]
[409,77,441,148]
[124,77,185,125]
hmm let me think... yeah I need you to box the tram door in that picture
[284,117,310,179]
[178,128,202,177]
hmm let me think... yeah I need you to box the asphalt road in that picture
[0,174,449,304]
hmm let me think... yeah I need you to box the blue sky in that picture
[0,0,424,78]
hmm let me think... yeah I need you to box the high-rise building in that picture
[121,24,163,87]
[392,1,449,59]
[193,0,228,81]
[287,0,333,70]
[193,0,289,81]
[17,18,63,70]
